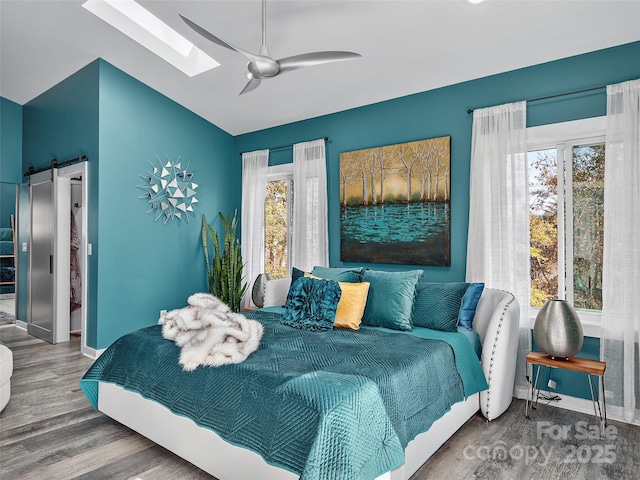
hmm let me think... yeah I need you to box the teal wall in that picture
[1,97,23,184]
[235,41,640,283]
[96,60,238,348]
[22,60,100,337]
[0,95,27,310]
[22,61,100,172]
[0,96,21,237]
[0,185,16,230]
[0,97,22,295]
[20,60,238,349]
[235,41,640,400]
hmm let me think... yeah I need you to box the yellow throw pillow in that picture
[304,273,370,329]
[334,281,370,330]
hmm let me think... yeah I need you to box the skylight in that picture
[82,0,219,77]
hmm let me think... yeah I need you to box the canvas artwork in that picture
[340,136,451,266]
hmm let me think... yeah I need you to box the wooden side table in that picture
[525,351,607,429]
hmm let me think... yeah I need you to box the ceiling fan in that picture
[180,0,362,95]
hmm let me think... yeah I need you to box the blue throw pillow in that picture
[361,269,424,331]
[281,277,342,332]
[412,282,470,331]
[311,266,364,283]
[458,282,485,330]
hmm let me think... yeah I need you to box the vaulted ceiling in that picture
[2,1,639,135]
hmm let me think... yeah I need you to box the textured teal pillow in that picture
[458,282,485,330]
[412,282,470,331]
[361,269,424,331]
[311,266,364,283]
[281,277,342,332]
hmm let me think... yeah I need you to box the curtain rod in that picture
[466,85,606,115]
[24,155,88,178]
[239,137,328,156]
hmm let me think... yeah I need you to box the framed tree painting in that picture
[340,136,451,266]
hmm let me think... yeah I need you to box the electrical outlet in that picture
[548,379,557,389]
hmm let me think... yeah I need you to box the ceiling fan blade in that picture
[240,77,262,95]
[277,51,362,74]
[179,14,261,64]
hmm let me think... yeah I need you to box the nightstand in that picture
[525,351,607,429]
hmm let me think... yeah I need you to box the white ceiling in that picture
[1,1,639,136]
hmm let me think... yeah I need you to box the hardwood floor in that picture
[1,325,639,480]
[0,326,213,480]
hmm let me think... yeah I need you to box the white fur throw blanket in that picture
[158,293,264,371]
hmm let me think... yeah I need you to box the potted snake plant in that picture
[201,211,247,312]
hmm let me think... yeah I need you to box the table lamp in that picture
[533,299,584,359]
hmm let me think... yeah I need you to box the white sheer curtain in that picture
[241,149,269,309]
[601,78,640,424]
[466,101,531,398]
[291,139,329,271]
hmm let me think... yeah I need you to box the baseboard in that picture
[546,392,602,416]
[515,390,640,426]
[81,345,105,360]
[12,320,103,359]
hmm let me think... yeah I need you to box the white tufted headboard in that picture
[472,288,520,421]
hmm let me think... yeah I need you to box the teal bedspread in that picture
[374,325,488,397]
[80,311,487,480]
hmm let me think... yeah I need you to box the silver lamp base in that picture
[533,299,584,359]
[251,273,272,308]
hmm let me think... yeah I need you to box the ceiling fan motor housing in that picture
[248,55,279,79]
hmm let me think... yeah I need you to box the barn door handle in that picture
[50,255,53,274]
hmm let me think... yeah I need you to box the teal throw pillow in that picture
[361,269,424,331]
[412,282,470,331]
[281,277,342,332]
[311,266,365,283]
[458,282,485,330]
[292,267,307,283]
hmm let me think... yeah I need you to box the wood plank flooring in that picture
[0,326,212,480]
[1,325,639,479]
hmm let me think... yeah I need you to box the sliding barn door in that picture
[28,174,55,343]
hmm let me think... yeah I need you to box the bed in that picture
[80,286,519,480]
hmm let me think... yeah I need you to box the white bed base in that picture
[97,287,519,480]
[99,383,478,480]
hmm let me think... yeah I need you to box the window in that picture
[264,165,293,279]
[528,117,606,314]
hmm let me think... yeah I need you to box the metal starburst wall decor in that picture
[137,155,200,225]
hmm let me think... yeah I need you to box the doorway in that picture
[0,182,17,325]
[27,161,88,350]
